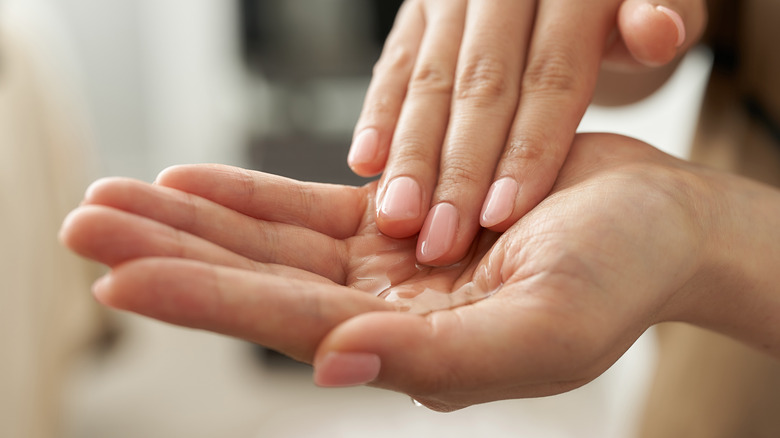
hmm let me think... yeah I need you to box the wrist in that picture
[675,167,780,357]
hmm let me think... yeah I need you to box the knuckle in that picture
[233,167,258,202]
[440,159,484,188]
[505,135,549,164]
[290,184,316,225]
[253,214,281,249]
[361,95,394,122]
[392,134,436,164]
[177,191,200,230]
[454,53,513,102]
[522,49,586,96]
[409,62,454,96]
[373,45,415,78]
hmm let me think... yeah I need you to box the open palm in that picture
[61,133,706,411]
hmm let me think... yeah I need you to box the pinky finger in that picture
[95,258,394,363]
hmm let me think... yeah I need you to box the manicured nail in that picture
[480,177,519,228]
[314,352,381,387]
[91,274,111,302]
[82,178,106,204]
[656,5,685,48]
[379,176,422,221]
[417,202,458,263]
[347,128,380,168]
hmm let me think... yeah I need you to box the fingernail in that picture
[480,178,519,228]
[656,5,685,48]
[347,128,379,167]
[314,352,381,387]
[417,202,458,263]
[91,274,111,302]
[82,178,105,204]
[379,176,422,221]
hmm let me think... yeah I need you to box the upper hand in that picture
[61,133,723,411]
[348,0,706,265]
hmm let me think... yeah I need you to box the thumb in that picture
[311,301,611,412]
[605,0,707,70]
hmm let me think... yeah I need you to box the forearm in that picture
[683,168,780,357]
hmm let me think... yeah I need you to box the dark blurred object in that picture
[238,0,402,80]
[372,0,405,43]
[239,0,403,187]
[248,135,372,186]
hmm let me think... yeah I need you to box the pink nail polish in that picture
[480,177,519,228]
[417,203,458,263]
[314,352,381,387]
[348,128,379,167]
[656,5,686,48]
[91,274,112,303]
[379,176,422,221]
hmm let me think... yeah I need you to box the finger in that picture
[154,164,367,240]
[61,202,345,283]
[82,177,346,279]
[61,204,256,269]
[374,0,467,239]
[94,257,394,363]
[348,1,425,177]
[480,1,615,232]
[415,0,535,266]
[605,0,708,69]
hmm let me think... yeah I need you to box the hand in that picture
[348,0,707,265]
[60,133,776,411]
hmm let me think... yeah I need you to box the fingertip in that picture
[480,177,519,229]
[58,208,79,246]
[377,221,424,240]
[349,163,384,178]
[91,264,147,312]
[376,176,426,238]
[315,312,436,392]
[154,164,188,186]
[91,273,115,307]
[57,205,110,260]
[347,128,384,176]
[416,202,459,265]
[619,2,686,67]
[82,177,125,205]
[313,352,382,387]
[655,5,685,48]
[82,178,104,203]
[482,162,561,232]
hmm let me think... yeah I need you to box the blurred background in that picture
[0,0,712,437]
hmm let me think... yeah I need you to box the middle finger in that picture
[375,0,468,239]
[418,0,536,265]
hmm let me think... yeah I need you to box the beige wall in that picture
[0,3,102,437]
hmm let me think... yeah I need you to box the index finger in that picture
[155,164,370,240]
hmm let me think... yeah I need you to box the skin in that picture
[61,133,780,412]
[350,0,707,266]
